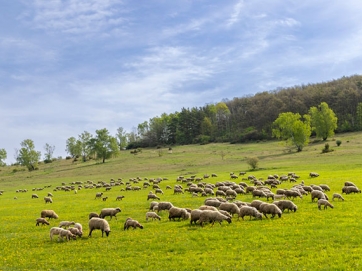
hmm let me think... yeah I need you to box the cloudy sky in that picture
[1,0,362,164]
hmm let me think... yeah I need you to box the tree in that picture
[89,128,119,163]
[272,112,311,152]
[16,139,41,171]
[79,131,93,162]
[44,143,55,162]
[65,137,82,158]
[116,127,128,150]
[309,102,338,140]
[0,148,7,166]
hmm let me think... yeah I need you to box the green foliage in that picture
[116,127,128,150]
[272,112,311,152]
[16,139,41,171]
[89,128,119,163]
[309,102,338,140]
[246,156,259,169]
[0,148,7,166]
[65,137,82,158]
[43,143,55,161]
[336,139,342,146]
[322,143,334,153]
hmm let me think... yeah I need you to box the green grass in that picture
[1,133,362,270]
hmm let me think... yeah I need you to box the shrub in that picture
[246,157,259,170]
[336,140,342,146]
[322,143,334,153]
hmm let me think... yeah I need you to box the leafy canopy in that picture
[89,128,119,163]
[0,148,7,166]
[309,102,338,140]
[272,112,311,152]
[16,139,41,171]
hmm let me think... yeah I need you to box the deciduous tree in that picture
[89,128,119,163]
[309,102,338,140]
[16,139,41,171]
[0,148,7,166]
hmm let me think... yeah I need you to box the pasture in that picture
[1,133,362,270]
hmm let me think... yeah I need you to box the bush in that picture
[322,143,334,153]
[246,157,259,170]
[336,140,342,146]
[43,159,53,164]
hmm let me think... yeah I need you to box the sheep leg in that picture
[88,229,93,237]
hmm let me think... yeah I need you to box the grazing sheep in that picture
[146,212,161,221]
[198,205,218,211]
[69,227,82,237]
[342,186,361,194]
[89,212,99,220]
[88,217,111,237]
[147,194,161,200]
[157,202,174,213]
[318,199,334,210]
[168,207,190,221]
[284,190,302,200]
[198,210,232,227]
[99,207,122,220]
[274,194,287,200]
[259,203,282,218]
[32,194,39,199]
[124,218,144,230]
[218,202,240,217]
[41,210,59,220]
[95,192,103,199]
[102,197,108,201]
[36,217,50,226]
[116,195,125,201]
[204,199,222,208]
[149,201,159,211]
[252,190,267,198]
[73,222,83,235]
[311,190,327,202]
[50,227,76,241]
[272,200,297,212]
[155,188,164,195]
[250,200,265,211]
[59,221,75,228]
[309,172,319,178]
[47,192,54,197]
[319,184,330,192]
[44,196,53,204]
[238,206,263,220]
[190,209,204,225]
[332,193,345,201]
[344,181,357,187]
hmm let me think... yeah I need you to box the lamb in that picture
[89,212,99,220]
[156,202,174,213]
[311,190,327,202]
[40,210,59,220]
[44,196,53,204]
[317,199,334,210]
[238,206,263,220]
[272,200,297,212]
[35,217,50,226]
[73,222,83,235]
[124,217,144,230]
[99,207,122,220]
[332,193,345,201]
[69,227,82,237]
[59,221,75,228]
[218,202,240,217]
[147,194,161,200]
[259,203,282,218]
[198,210,232,227]
[116,195,125,201]
[146,212,161,221]
[88,217,111,237]
[32,194,39,199]
[50,227,76,241]
[168,207,190,221]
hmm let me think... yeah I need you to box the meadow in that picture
[1,132,362,270]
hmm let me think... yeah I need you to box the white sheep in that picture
[44,196,53,204]
[116,195,125,201]
[342,186,361,194]
[259,203,282,218]
[32,194,39,199]
[59,221,75,228]
[238,206,263,220]
[147,194,161,200]
[311,190,327,202]
[332,193,345,201]
[146,212,161,221]
[88,217,111,237]
[89,212,99,220]
[198,210,232,227]
[50,227,76,241]
[168,207,190,221]
[317,199,334,210]
[124,217,144,230]
[95,192,103,199]
[190,209,204,225]
[73,222,83,235]
[272,200,298,212]
[99,207,122,220]
[156,202,174,213]
[41,210,59,220]
[36,217,50,226]
[69,227,82,237]
[218,202,240,217]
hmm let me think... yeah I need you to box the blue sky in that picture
[1,0,362,164]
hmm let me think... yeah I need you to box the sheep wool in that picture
[198,210,232,227]
[99,207,122,220]
[238,206,263,220]
[50,227,76,241]
[124,218,144,230]
[41,210,59,220]
[88,218,111,237]
[317,199,334,210]
[36,218,50,226]
[146,212,161,221]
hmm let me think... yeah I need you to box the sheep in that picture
[190,209,204,225]
[155,188,164,195]
[44,196,53,204]
[311,190,327,202]
[272,200,297,213]
[168,207,190,221]
[146,212,161,221]
[47,192,54,197]
[319,184,330,192]
[95,192,103,199]
[204,199,222,208]
[218,202,240,217]
[252,190,267,198]
[50,227,76,241]
[309,172,319,178]
[116,195,125,201]
[198,210,232,227]
[124,217,144,230]
[274,194,287,200]
[284,190,302,200]
[317,199,334,210]
[149,201,159,211]
[102,197,108,201]
[259,203,282,218]
[32,194,39,199]
[156,202,174,213]
[332,193,345,201]
[69,227,82,238]
[35,217,50,226]
[59,221,75,228]
[73,222,83,235]
[250,200,265,211]
[344,181,357,187]
[147,194,161,200]
[99,207,122,220]
[41,210,59,220]
[88,217,111,237]
[89,212,99,220]
[198,205,218,211]
[238,206,263,220]
[342,186,361,194]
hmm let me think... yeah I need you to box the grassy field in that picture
[1,133,362,270]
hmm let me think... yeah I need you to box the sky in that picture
[1,0,362,164]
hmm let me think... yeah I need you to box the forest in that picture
[128,74,362,148]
